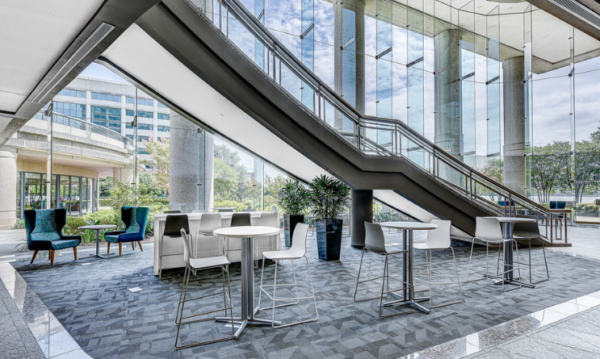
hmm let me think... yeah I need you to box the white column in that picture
[0,150,17,229]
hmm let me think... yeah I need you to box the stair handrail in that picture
[186,0,569,242]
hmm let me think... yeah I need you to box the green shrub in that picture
[576,203,599,217]
[12,219,25,230]
[213,200,248,212]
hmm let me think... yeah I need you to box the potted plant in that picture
[310,175,351,261]
[277,179,310,247]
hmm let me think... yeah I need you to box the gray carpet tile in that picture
[11,232,600,359]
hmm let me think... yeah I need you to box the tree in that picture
[530,141,569,203]
[139,172,163,196]
[140,138,170,197]
[99,177,113,197]
[479,158,504,200]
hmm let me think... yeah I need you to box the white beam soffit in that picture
[0,0,105,113]
[101,24,449,226]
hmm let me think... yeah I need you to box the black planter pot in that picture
[284,214,305,247]
[316,218,343,261]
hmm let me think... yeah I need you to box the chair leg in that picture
[73,247,77,260]
[138,241,143,252]
[119,243,122,256]
[131,242,135,251]
[175,266,189,324]
[428,248,463,308]
[465,238,475,283]
[107,242,110,253]
[50,250,55,266]
[353,248,367,302]
[30,250,38,264]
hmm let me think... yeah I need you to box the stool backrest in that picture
[475,217,503,242]
[289,223,309,257]
[514,215,540,238]
[180,229,192,266]
[425,219,451,248]
[164,215,189,237]
[199,213,222,233]
[364,222,386,254]
[259,212,279,227]
[231,213,251,227]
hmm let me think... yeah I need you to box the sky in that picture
[79,63,128,83]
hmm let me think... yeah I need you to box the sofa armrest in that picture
[60,234,82,244]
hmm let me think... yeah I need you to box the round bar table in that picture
[213,226,281,338]
[78,225,116,259]
[379,222,438,314]
[484,216,537,289]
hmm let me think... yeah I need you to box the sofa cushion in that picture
[51,239,79,250]
[31,210,60,242]
[104,234,120,243]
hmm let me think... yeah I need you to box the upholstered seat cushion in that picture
[104,234,120,243]
[51,239,80,250]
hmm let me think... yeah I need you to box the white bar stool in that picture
[256,223,318,328]
[413,219,463,308]
[175,229,235,349]
[354,222,414,318]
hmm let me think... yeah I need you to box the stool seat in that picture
[189,256,230,270]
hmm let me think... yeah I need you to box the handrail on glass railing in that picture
[186,0,568,243]
[36,111,134,151]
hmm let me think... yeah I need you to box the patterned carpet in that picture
[11,232,600,359]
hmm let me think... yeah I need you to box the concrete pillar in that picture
[434,29,462,158]
[169,114,214,213]
[112,166,134,185]
[351,189,373,248]
[334,0,365,130]
[0,150,17,229]
[502,57,526,195]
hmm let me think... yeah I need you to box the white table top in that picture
[484,217,536,223]
[379,221,438,230]
[213,226,281,238]
[154,212,272,220]
[78,225,117,230]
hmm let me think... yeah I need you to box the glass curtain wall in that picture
[195,0,600,209]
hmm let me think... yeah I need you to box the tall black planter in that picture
[284,214,304,247]
[316,219,343,261]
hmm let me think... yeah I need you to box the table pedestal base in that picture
[483,274,536,288]
[385,292,430,313]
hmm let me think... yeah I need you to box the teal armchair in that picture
[24,209,81,265]
[104,206,149,256]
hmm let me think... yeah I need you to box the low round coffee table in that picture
[78,225,116,259]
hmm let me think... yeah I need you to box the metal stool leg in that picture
[175,265,235,349]
[426,249,463,308]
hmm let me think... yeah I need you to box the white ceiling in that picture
[0,0,105,113]
[101,24,466,228]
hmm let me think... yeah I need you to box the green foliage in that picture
[12,219,25,229]
[63,210,122,244]
[139,172,163,196]
[575,203,599,217]
[140,138,170,196]
[309,175,351,220]
[277,179,310,215]
[99,177,113,197]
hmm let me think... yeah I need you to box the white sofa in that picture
[153,212,280,276]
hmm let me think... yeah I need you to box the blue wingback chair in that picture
[24,209,81,266]
[104,206,149,256]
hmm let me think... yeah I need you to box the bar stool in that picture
[159,215,189,279]
[258,212,280,267]
[257,223,318,328]
[466,217,522,292]
[175,229,234,349]
[512,215,549,284]
[354,222,414,318]
[413,219,463,308]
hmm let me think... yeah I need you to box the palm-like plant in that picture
[277,180,310,215]
[309,175,351,219]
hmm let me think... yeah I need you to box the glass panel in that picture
[342,5,357,108]
[59,175,70,211]
[487,6,500,157]
[70,177,80,214]
[16,172,21,219]
[376,0,392,119]
[407,0,424,168]
[24,173,42,211]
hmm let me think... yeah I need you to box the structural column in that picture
[351,189,373,248]
[0,150,17,230]
[112,167,134,185]
[434,29,462,158]
[502,57,526,195]
[169,114,214,213]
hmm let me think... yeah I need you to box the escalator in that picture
[98,0,560,239]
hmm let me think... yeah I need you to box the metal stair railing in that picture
[185,0,569,243]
